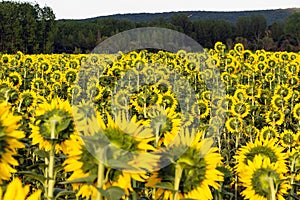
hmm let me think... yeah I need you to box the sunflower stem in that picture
[173,163,183,200]
[268,177,276,200]
[47,120,57,200]
[18,98,23,113]
[96,162,105,200]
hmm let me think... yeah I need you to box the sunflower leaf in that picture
[18,171,46,185]
[54,188,76,199]
[104,186,125,200]
[59,174,97,184]
[155,182,176,191]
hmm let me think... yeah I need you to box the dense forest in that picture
[0,1,300,54]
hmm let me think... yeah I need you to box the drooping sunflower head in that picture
[29,98,76,153]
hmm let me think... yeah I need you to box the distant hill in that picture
[66,8,300,25]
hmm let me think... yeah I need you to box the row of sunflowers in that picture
[0,42,299,200]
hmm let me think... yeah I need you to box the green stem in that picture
[268,177,276,200]
[47,120,57,200]
[173,164,183,200]
[96,162,105,200]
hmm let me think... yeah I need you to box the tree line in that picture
[1,1,300,54]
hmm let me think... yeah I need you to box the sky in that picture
[6,0,300,19]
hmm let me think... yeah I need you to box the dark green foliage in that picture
[0,1,56,54]
[0,1,300,53]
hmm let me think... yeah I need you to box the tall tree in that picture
[284,12,300,43]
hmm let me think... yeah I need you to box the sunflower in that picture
[225,116,243,133]
[86,85,103,102]
[159,90,178,111]
[184,60,198,74]
[221,72,232,85]
[8,71,22,88]
[292,103,300,120]
[176,50,187,60]
[258,126,279,141]
[288,76,299,87]
[0,103,25,184]
[286,62,299,75]
[192,100,210,119]
[149,129,224,200]
[201,90,211,102]
[265,72,275,83]
[64,68,77,85]
[254,61,267,73]
[38,61,51,74]
[235,138,286,174]
[239,155,289,200]
[234,43,244,55]
[29,98,76,154]
[155,79,172,94]
[112,89,131,110]
[77,110,158,172]
[264,110,285,126]
[219,95,236,112]
[66,110,157,199]
[271,94,286,110]
[131,87,162,115]
[234,88,247,101]
[231,100,250,118]
[17,90,38,112]
[0,178,42,200]
[274,84,292,101]
[244,85,261,100]
[279,129,297,148]
[31,77,45,91]
[50,70,63,82]
[147,106,181,148]
[243,124,259,139]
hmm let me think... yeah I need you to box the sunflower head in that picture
[235,138,287,175]
[240,155,289,200]
[29,98,75,153]
[0,103,25,183]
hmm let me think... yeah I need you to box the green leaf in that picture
[155,182,176,191]
[59,174,97,184]
[57,118,72,133]
[18,171,46,185]
[34,149,48,158]
[54,188,76,199]
[105,186,125,200]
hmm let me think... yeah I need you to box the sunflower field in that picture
[0,42,300,200]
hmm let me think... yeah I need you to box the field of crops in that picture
[0,42,299,200]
